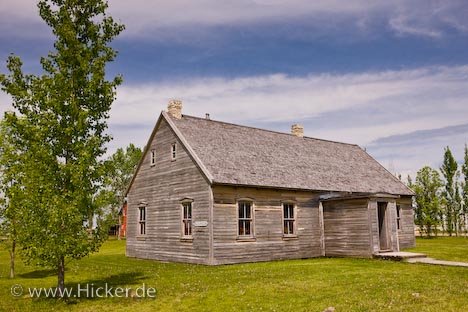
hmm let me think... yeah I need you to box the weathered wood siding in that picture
[126,118,212,264]
[211,185,322,264]
[368,200,380,254]
[323,199,372,257]
[397,197,416,248]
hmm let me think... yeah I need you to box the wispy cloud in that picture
[388,1,468,38]
[1,0,467,40]
[110,65,468,134]
[104,65,468,174]
[367,123,468,178]
[2,64,467,175]
[109,0,468,39]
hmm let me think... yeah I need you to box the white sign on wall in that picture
[193,221,208,227]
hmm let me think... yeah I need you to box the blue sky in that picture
[1,0,468,177]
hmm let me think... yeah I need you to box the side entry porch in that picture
[320,194,401,257]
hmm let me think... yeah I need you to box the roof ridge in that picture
[179,114,360,147]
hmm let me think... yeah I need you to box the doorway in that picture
[377,202,390,251]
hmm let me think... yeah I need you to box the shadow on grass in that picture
[19,269,57,279]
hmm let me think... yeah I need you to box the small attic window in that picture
[150,149,156,166]
[171,143,177,160]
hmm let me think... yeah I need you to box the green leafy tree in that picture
[96,143,142,237]
[440,146,459,236]
[406,175,413,188]
[411,166,443,237]
[0,118,27,278]
[454,179,463,236]
[0,0,124,293]
[462,144,468,235]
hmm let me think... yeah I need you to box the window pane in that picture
[151,150,155,164]
[239,202,250,219]
[139,207,146,221]
[245,220,251,235]
[284,220,294,234]
[283,204,294,219]
[183,220,192,236]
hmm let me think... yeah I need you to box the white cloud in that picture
[109,0,468,39]
[367,123,468,179]
[110,65,468,138]
[1,0,467,39]
[0,92,13,115]
[2,64,468,175]
[105,65,468,174]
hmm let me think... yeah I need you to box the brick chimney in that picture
[291,124,304,137]
[167,99,182,119]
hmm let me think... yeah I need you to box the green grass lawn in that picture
[404,237,468,262]
[0,238,467,312]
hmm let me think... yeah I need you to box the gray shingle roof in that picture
[170,114,413,196]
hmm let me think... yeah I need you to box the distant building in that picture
[125,100,415,265]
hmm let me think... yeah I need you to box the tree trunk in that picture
[464,213,468,237]
[9,240,15,278]
[57,256,65,297]
[117,215,121,240]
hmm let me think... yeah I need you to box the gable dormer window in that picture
[171,143,177,160]
[150,149,156,166]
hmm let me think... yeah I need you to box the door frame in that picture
[377,202,391,251]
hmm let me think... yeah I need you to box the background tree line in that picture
[408,145,468,237]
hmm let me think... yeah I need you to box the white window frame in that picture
[282,202,296,237]
[171,143,177,161]
[138,205,146,236]
[181,200,193,239]
[237,201,254,238]
[150,149,156,166]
